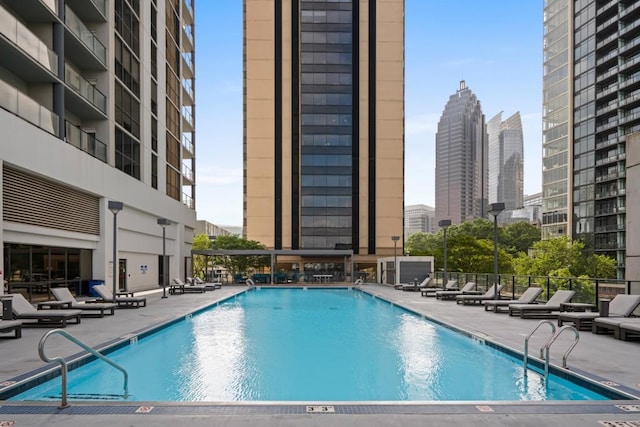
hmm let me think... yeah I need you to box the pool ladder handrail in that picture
[542,325,580,379]
[523,319,556,377]
[38,328,129,408]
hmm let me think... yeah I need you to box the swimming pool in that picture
[11,288,619,401]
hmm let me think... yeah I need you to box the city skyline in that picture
[195,1,543,226]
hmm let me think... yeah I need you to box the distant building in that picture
[404,204,435,238]
[435,81,488,225]
[487,111,524,211]
[195,221,240,238]
[500,192,542,226]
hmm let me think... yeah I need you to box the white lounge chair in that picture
[508,289,576,318]
[593,316,640,339]
[558,294,640,330]
[193,277,222,290]
[421,279,458,297]
[0,319,22,338]
[92,284,146,308]
[483,287,542,312]
[51,287,116,317]
[173,278,206,293]
[436,282,479,300]
[456,284,504,305]
[7,293,82,327]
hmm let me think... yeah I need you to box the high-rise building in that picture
[243,0,404,271]
[542,0,640,277]
[0,0,197,294]
[487,111,524,211]
[435,81,488,225]
[404,204,435,238]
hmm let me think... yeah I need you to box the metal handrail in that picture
[38,329,129,408]
[523,320,556,377]
[542,325,580,379]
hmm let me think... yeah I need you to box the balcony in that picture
[0,79,58,135]
[64,121,107,162]
[597,0,617,16]
[182,162,193,184]
[64,63,107,117]
[181,52,194,78]
[620,0,640,18]
[0,4,58,80]
[182,106,194,131]
[64,5,107,69]
[182,132,194,158]
[183,0,194,24]
[597,15,619,33]
[66,0,107,21]
[182,192,194,209]
[182,78,194,102]
[596,48,619,67]
[596,117,618,133]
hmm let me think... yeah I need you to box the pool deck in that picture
[0,283,639,426]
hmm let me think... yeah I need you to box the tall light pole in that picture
[157,218,171,299]
[438,219,451,284]
[488,202,505,300]
[391,235,400,287]
[108,201,123,304]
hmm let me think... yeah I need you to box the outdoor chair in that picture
[0,319,22,338]
[455,284,504,305]
[173,278,206,293]
[618,319,640,341]
[421,279,458,297]
[194,276,222,290]
[435,282,480,300]
[6,293,82,327]
[402,277,432,292]
[508,289,576,319]
[483,287,542,312]
[91,284,146,308]
[558,294,640,331]
[51,287,116,318]
[593,316,640,339]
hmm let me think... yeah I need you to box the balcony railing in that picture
[182,132,194,154]
[65,5,106,65]
[0,4,58,74]
[0,79,58,135]
[64,63,106,113]
[65,121,107,162]
[182,192,194,209]
[182,78,194,99]
[182,162,193,182]
[89,0,107,17]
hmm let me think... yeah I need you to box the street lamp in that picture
[108,201,123,304]
[488,202,505,300]
[157,218,171,299]
[438,219,451,285]
[391,235,400,287]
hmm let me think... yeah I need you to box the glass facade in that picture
[542,0,571,239]
[299,0,354,249]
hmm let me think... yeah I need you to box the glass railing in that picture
[182,162,193,182]
[182,106,193,128]
[0,5,58,74]
[183,25,193,46]
[182,132,194,153]
[184,0,193,17]
[182,192,194,209]
[64,121,107,162]
[65,5,106,65]
[182,52,194,73]
[182,78,194,99]
[0,79,58,135]
[64,63,106,113]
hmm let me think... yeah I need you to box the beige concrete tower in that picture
[244,0,404,272]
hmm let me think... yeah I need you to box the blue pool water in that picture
[13,288,609,401]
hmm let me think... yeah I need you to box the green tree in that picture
[212,235,270,276]
[405,231,441,256]
[192,233,213,279]
[502,221,541,256]
[446,235,513,274]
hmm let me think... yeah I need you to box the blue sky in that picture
[194,0,543,227]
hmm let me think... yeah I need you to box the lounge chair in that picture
[421,279,458,297]
[508,289,576,319]
[173,278,206,293]
[435,282,479,300]
[618,319,640,341]
[92,284,146,308]
[193,277,222,290]
[0,320,22,338]
[51,287,116,318]
[456,284,504,305]
[402,277,432,292]
[483,287,542,313]
[558,294,640,330]
[593,316,640,339]
[6,293,82,327]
